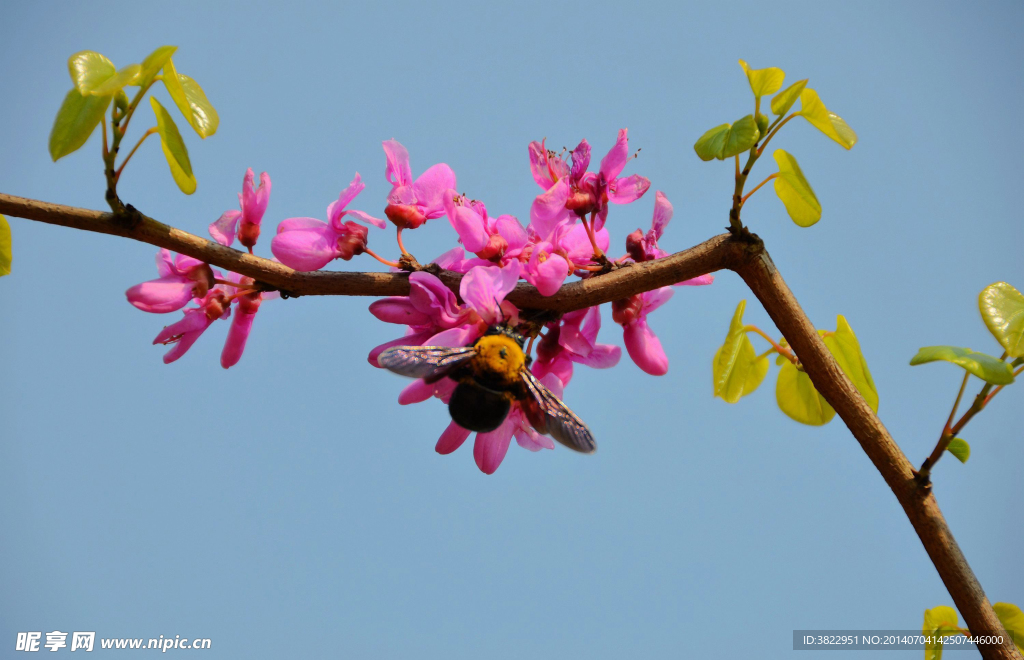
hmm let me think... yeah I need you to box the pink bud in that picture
[625,229,646,262]
[385,203,428,229]
[612,294,643,326]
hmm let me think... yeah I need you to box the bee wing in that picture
[521,369,596,454]
[378,346,476,383]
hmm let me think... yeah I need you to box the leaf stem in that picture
[756,113,797,156]
[740,174,778,205]
[745,324,797,363]
[115,127,158,183]
[983,364,1023,405]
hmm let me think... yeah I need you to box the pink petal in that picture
[409,271,464,327]
[209,209,242,246]
[436,421,471,455]
[383,139,412,187]
[413,163,457,216]
[398,379,435,405]
[651,191,672,239]
[579,306,601,345]
[155,249,175,277]
[327,173,365,226]
[427,325,481,348]
[276,217,327,233]
[270,224,339,271]
[473,416,516,474]
[343,209,387,229]
[432,246,468,272]
[495,215,528,252]
[220,302,260,369]
[514,420,554,451]
[529,253,568,297]
[624,319,669,376]
[367,330,436,367]
[369,297,433,326]
[126,276,196,313]
[607,174,651,205]
[531,352,574,387]
[643,286,675,315]
[153,310,213,364]
[677,273,715,286]
[528,140,556,189]
[460,261,522,322]
[575,343,621,369]
[570,139,591,181]
[529,179,571,241]
[445,193,489,252]
[599,128,630,180]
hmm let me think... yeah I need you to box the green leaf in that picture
[910,346,1014,385]
[0,215,11,277]
[693,115,760,161]
[945,437,970,463]
[136,45,177,87]
[994,602,1024,653]
[48,88,112,161]
[923,606,961,660]
[770,79,808,116]
[979,282,1024,357]
[798,88,858,149]
[823,315,878,413]
[738,59,784,98]
[150,97,196,194]
[67,51,116,95]
[773,149,822,227]
[162,58,218,138]
[776,360,835,425]
[89,64,142,96]
[713,300,769,403]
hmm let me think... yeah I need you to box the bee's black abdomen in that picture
[448,382,511,432]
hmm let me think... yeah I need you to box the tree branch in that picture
[1,190,1017,658]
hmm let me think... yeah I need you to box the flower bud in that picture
[336,221,369,260]
[564,189,598,216]
[238,221,261,250]
[385,203,427,229]
[612,295,643,326]
[475,233,508,261]
[625,229,646,262]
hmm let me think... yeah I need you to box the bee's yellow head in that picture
[474,333,526,384]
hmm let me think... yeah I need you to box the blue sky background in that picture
[1,1,1021,657]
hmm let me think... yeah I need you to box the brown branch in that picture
[1,190,1018,659]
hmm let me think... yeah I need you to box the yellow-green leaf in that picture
[738,59,784,98]
[48,88,112,161]
[979,282,1024,358]
[713,300,769,403]
[910,346,1014,385]
[776,360,835,425]
[89,64,142,96]
[923,606,961,660]
[773,149,821,227]
[68,51,116,95]
[693,115,760,161]
[162,58,218,138]
[823,315,878,413]
[798,88,857,149]
[945,437,970,463]
[771,79,807,116]
[136,45,177,87]
[0,215,11,277]
[993,602,1024,653]
[150,97,196,194]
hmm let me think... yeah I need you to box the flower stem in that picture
[396,227,409,256]
[584,213,605,260]
[364,248,400,268]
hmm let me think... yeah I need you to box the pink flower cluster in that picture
[124,131,712,472]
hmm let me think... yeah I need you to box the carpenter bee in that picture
[378,326,595,453]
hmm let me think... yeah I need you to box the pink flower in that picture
[522,221,609,296]
[271,173,385,272]
[612,287,674,376]
[209,168,272,252]
[382,139,456,230]
[434,372,566,474]
[443,192,528,265]
[152,284,233,364]
[528,129,651,240]
[532,306,621,385]
[624,191,715,287]
[218,272,277,369]
[126,249,214,313]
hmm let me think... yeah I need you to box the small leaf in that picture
[823,316,878,412]
[89,64,142,96]
[0,215,11,277]
[738,59,784,98]
[993,603,1024,653]
[776,360,835,425]
[48,89,112,161]
[68,51,116,95]
[771,79,808,116]
[945,438,970,463]
[798,88,857,149]
[162,58,218,138]
[136,45,177,87]
[713,300,769,403]
[773,149,821,227]
[979,282,1024,358]
[693,115,760,161]
[910,346,1014,385]
[150,97,196,194]
[923,606,961,660]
